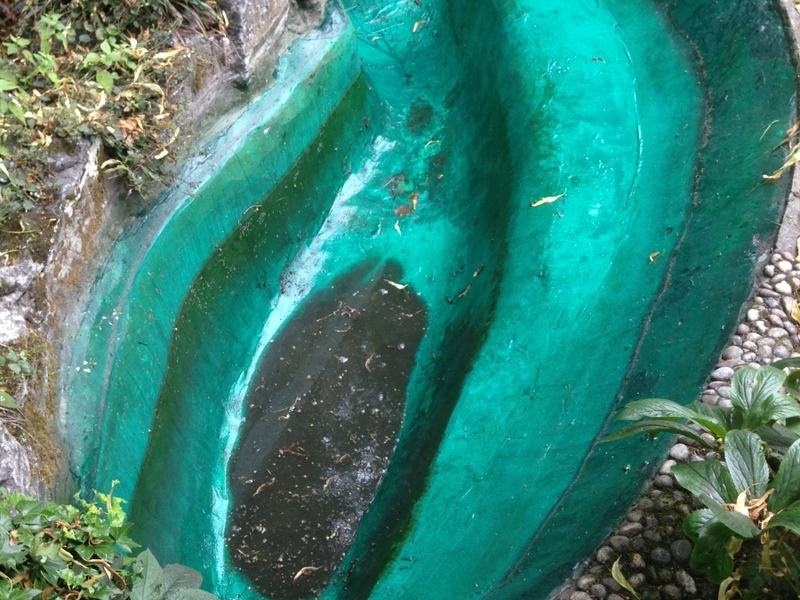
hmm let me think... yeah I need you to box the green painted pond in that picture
[63,0,796,598]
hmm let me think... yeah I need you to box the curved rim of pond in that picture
[63,1,796,599]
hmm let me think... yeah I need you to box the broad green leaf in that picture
[689,516,736,583]
[683,508,715,542]
[771,357,800,370]
[163,563,202,593]
[692,402,733,432]
[784,369,800,399]
[8,102,26,125]
[0,392,18,410]
[616,399,727,439]
[730,366,789,430]
[724,430,768,498]
[0,79,16,92]
[603,419,713,448]
[770,438,800,512]
[755,423,800,454]
[611,558,640,600]
[130,549,164,600]
[96,70,114,94]
[766,501,800,536]
[168,589,218,600]
[673,461,738,504]
[699,492,760,539]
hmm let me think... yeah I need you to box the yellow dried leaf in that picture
[412,20,427,33]
[649,251,660,263]
[292,566,320,582]
[733,489,748,517]
[154,149,169,160]
[792,300,800,325]
[384,280,408,290]
[152,47,188,62]
[611,558,640,600]
[530,190,566,207]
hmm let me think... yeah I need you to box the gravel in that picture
[551,251,800,600]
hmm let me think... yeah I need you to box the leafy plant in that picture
[0,485,217,599]
[605,364,800,598]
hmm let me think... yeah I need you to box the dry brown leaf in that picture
[409,192,420,210]
[649,251,660,263]
[531,190,566,207]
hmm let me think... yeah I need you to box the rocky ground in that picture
[551,249,800,600]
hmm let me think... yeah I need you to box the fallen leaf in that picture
[394,204,412,216]
[293,566,321,582]
[384,280,408,289]
[394,220,402,236]
[611,558,641,600]
[413,20,427,33]
[409,192,420,210]
[649,251,660,263]
[531,190,566,207]
[792,300,800,325]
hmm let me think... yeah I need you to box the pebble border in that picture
[549,250,800,600]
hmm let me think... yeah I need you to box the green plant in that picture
[605,364,800,599]
[0,485,217,600]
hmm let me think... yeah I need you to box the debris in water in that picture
[384,280,408,290]
[531,190,566,207]
[394,204,412,216]
[293,567,321,582]
[648,251,660,264]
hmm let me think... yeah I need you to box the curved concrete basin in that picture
[63,0,796,598]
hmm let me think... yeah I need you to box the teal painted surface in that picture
[63,0,796,599]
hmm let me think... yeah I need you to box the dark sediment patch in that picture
[227,259,426,599]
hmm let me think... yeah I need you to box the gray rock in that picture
[744,332,762,342]
[669,443,689,462]
[769,314,785,326]
[628,573,646,589]
[768,327,788,338]
[629,553,646,569]
[757,345,773,359]
[638,499,654,510]
[658,568,673,582]
[755,296,765,305]
[764,264,776,277]
[731,335,743,346]
[589,584,608,600]
[783,296,795,314]
[576,575,594,591]
[659,459,676,474]
[722,346,743,360]
[643,530,662,543]
[717,386,732,399]
[674,570,697,594]
[596,546,615,564]
[754,320,768,333]
[784,322,797,335]
[747,308,760,322]
[700,433,715,445]
[602,577,622,593]
[661,584,682,600]
[0,424,32,495]
[759,287,780,298]
[766,297,781,309]
[742,352,757,362]
[736,323,750,335]
[710,367,734,381]
[609,535,630,552]
[631,535,646,551]
[778,260,793,273]
[570,592,592,600]
[773,345,791,359]
[759,337,777,347]
[618,522,643,537]
[645,516,658,528]
[771,273,787,284]
[650,547,671,565]
[654,475,673,488]
[0,261,42,345]
[607,595,626,600]
[742,340,758,350]
[771,308,788,318]
[642,590,660,600]
[670,539,692,563]
[627,510,642,523]
[718,399,734,408]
